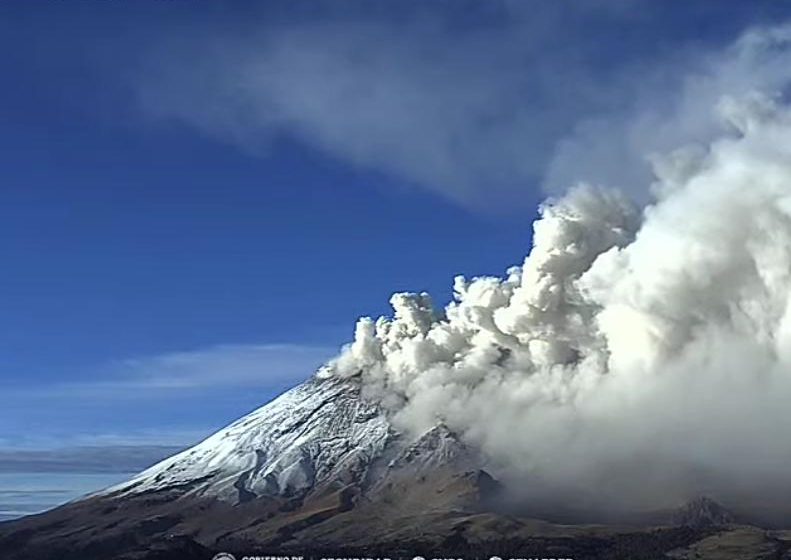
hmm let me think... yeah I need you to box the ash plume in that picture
[322,29,791,519]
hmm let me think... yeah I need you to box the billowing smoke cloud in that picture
[322,32,791,519]
[544,23,791,199]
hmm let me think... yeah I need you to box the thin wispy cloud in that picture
[0,446,184,474]
[135,2,791,210]
[106,342,335,390]
[135,4,640,210]
[0,473,137,521]
[0,343,335,480]
[5,343,335,399]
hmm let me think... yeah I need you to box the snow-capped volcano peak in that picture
[106,375,393,502]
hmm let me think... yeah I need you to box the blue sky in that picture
[2,0,791,515]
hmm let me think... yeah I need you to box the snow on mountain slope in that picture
[105,374,393,502]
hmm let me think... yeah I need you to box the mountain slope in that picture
[105,375,392,503]
[0,375,501,558]
[0,374,768,560]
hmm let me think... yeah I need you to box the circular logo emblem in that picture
[213,553,236,560]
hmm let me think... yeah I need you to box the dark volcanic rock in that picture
[671,496,736,527]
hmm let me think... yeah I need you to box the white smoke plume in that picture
[322,43,791,519]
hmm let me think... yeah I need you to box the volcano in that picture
[0,375,502,559]
[0,373,781,560]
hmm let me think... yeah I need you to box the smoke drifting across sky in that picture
[138,5,791,211]
[323,25,791,519]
